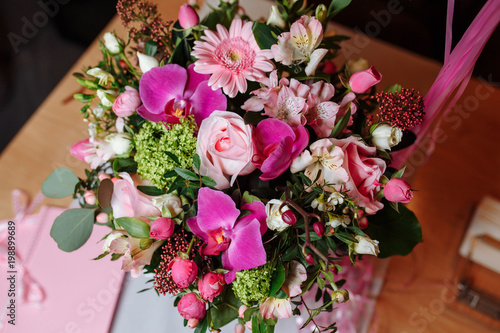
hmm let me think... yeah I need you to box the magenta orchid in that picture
[137,63,226,126]
[187,188,267,283]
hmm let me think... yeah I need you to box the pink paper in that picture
[0,206,124,333]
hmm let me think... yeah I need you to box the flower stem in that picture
[120,52,141,78]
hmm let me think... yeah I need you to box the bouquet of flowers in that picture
[42,0,424,331]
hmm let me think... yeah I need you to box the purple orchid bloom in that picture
[187,188,267,283]
[138,63,227,126]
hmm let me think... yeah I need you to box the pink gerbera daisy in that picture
[192,19,274,98]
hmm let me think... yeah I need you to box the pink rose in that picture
[349,66,382,94]
[253,118,309,181]
[178,4,199,29]
[110,173,161,219]
[383,178,413,203]
[330,137,386,214]
[198,272,225,302]
[112,86,141,117]
[168,257,198,289]
[197,111,256,189]
[177,293,206,323]
[149,217,175,239]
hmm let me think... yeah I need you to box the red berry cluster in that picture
[374,88,425,131]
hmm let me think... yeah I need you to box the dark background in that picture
[0,0,498,153]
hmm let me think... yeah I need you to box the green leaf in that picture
[145,40,158,56]
[193,153,201,172]
[115,217,151,239]
[282,246,299,261]
[391,166,406,179]
[365,203,422,258]
[334,231,358,244]
[316,276,326,290]
[93,252,109,260]
[175,167,199,181]
[329,109,351,138]
[323,270,334,284]
[42,167,80,198]
[111,253,125,261]
[327,0,352,19]
[210,288,242,328]
[252,315,261,333]
[50,208,95,252]
[252,22,281,50]
[166,152,181,166]
[73,93,94,103]
[76,79,99,90]
[269,261,286,297]
[194,317,208,333]
[137,185,166,196]
[112,157,137,173]
[242,191,261,204]
[201,176,217,187]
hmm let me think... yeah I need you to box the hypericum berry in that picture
[304,253,315,265]
[373,88,425,131]
[358,217,369,229]
[282,210,297,225]
[313,222,325,237]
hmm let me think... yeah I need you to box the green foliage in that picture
[252,22,281,50]
[210,288,242,328]
[329,109,351,138]
[50,208,95,252]
[42,167,80,199]
[366,203,422,258]
[327,0,352,19]
[115,217,151,239]
[269,261,286,297]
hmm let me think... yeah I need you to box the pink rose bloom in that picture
[383,178,413,203]
[178,293,206,323]
[110,172,161,219]
[168,257,198,289]
[112,86,141,117]
[178,4,199,29]
[253,118,309,181]
[349,66,382,94]
[149,217,175,239]
[197,111,256,189]
[330,137,386,214]
[198,272,225,302]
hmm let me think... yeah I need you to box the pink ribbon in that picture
[391,0,500,171]
[0,190,46,330]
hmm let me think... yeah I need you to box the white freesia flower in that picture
[267,6,286,29]
[106,133,133,155]
[97,89,117,108]
[265,199,291,232]
[87,68,114,86]
[137,51,160,74]
[353,235,380,256]
[93,107,105,118]
[371,124,403,151]
[103,32,122,55]
[152,193,183,218]
[326,214,350,228]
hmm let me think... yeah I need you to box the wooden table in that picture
[1,1,499,332]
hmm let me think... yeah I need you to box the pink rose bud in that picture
[198,272,225,302]
[96,212,109,223]
[282,210,296,225]
[178,4,199,29]
[178,293,206,322]
[313,222,324,237]
[238,305,248,319]
[112,86,141,117]
[383,178,413,203]
[168,257,198,289]
[84,190,96,205]
[235,323,245,333]
[188,319,199,328]
[349,66,382,94]
[149,217,175,239]
[358,216,369,229]
[304,253,315,265]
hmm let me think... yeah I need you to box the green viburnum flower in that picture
[232,264,274,306]
[134,118,197,188]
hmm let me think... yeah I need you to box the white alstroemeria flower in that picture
[106,133,133,155]
[102,231,124,252]
[271,16,328,76]
[87,68,114,86]
[137,51,159,74]
[103,32,122,55]
[353,235,380,256]
[96,89,117,108]
[326,214,350,228]
[291,138,349,190]
[265,199,291,232]
[267,6,286,29]
[371,124,403,151]
[92,107,105,118]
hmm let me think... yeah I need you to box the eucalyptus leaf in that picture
[42,167,80,198]
[97,178,114,208]
[365,203,422,258]
[50,208,95,252]
[115,217,151,239]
